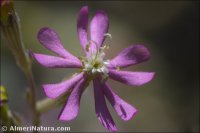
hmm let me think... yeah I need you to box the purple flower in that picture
[32,6,155,132]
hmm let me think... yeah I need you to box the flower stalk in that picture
[36,94,68,114]
[24,68,40,127]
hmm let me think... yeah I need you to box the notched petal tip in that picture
[122,108,137,121]
[133,44,151,62]
[80,5,88,12]
[105,124,118,132]
[78,6,89,25]
[37,27,52,41]
[58,113,75,121]
[95,10,109,18]
[37,27,60,48]
[144,72,155,84]
[133,72,155,86]
[118,104,137,121]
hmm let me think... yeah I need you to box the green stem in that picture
[36,93,69,114]
[24,68,40,129]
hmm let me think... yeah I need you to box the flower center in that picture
[80,33,112,77]
[82,46,109,76]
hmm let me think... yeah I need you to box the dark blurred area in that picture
[1,1,199,132]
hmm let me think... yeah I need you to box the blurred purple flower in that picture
[32,6,155,132]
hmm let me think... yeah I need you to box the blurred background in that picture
[1,1,199,132]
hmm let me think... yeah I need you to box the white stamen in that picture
[104,33,112,39]
[82,36,112,77]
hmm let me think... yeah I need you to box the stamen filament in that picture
[82,34,112,77]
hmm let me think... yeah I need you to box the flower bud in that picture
[0,0,14,25]
[1,0,31,71]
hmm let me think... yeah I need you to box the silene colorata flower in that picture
[32,6,155,132]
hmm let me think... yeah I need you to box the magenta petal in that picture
[32,53,82,68]
[58,77,87,121]
[90,10,109,49]
[38,27,77,59]
[77,6,89,52]
[93,78,117,132]
[109,69,155,86]
[102,83,137,121]
[43,72,84,99]
[108,45,150,68]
